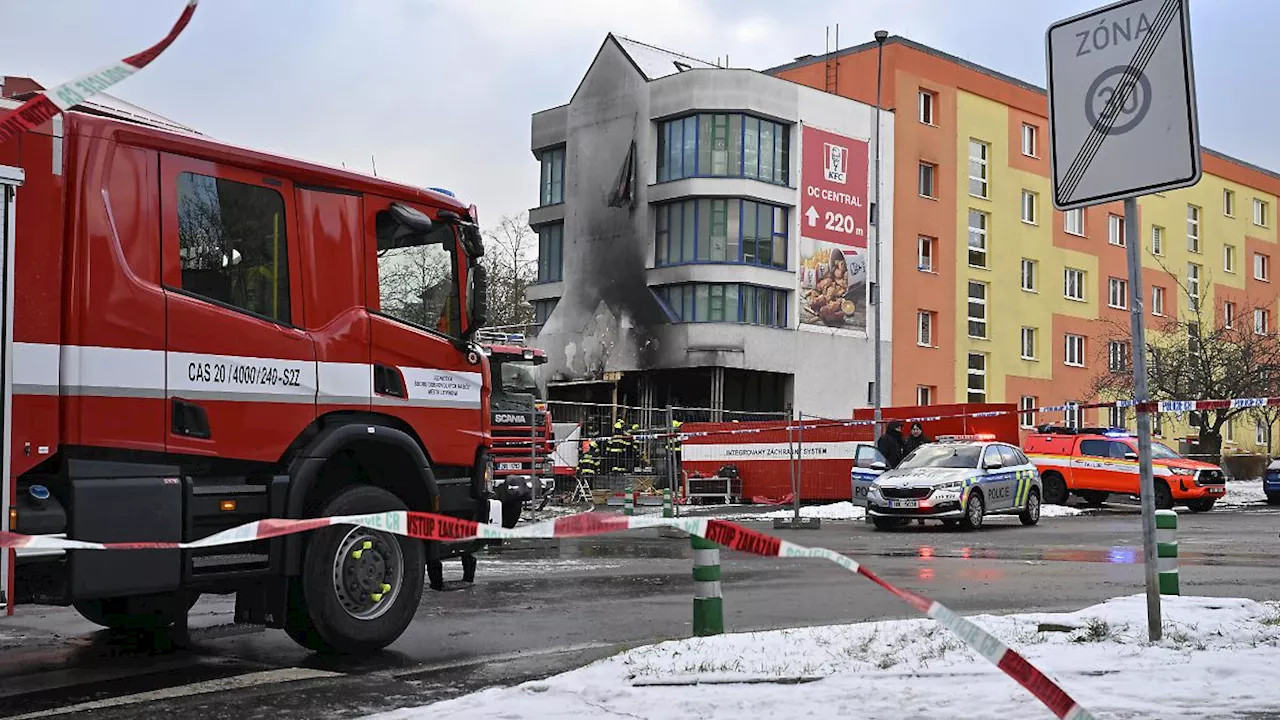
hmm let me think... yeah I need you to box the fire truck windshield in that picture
[500,361,542,399]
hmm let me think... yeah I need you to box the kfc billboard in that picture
[798,125,871,335]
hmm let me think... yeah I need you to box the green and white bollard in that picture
[623,488,634,516]
[1156,509,1179,595]
[691,535,724,636]
[663,488,675,519]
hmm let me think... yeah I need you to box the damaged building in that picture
[527,34,894,421]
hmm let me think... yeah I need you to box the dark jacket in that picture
[876,421,906,468]
[902,423,932,458]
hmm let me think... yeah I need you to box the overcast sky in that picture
[0,0,1273,228]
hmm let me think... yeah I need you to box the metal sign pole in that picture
[1124,197,1162,641]
[793,412,803,522]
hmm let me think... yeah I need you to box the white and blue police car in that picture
[864,436,1042,531]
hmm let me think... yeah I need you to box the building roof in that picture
[764,35,1280,184]
[611,34,720,81]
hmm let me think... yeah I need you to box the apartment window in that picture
[1187,204,1201,253]
[654,198,787,268]
[1227,418,1235,442]
[538,146,566,206]
[536,223,564,282]
[1109,405,1128,429]
[1021,123,1038,157]
[1154,412,1163,436]
[656,113,790,185]
[968,139,989,198]
[1021,258,1038,292]
[917,236,935,272]
[917,310,935,346]
[1256,308,1270,335]
[918,90,935,124]
[1256,198,1270,227]
[1020,326,1038,360]
[1108,340,1129,372]
[918,162,937,198]
[966,352,987,403]
[655,283,788,327]
[1065,334,1085,367]
[1258,419,1270,446]
[1064,267,1085,301]
[1225,244,1238,273]
[1152,286,1166,316]
[967,281,988,338]
[176,172,292,325]
[1151,225,1164,255]
[1188,263,1202,299]
[1108,214,1125,246]
[1021,190,1038,224]
[532,298,559,325]
[1064,208,1085,236]
[1020,396,1037,429]
[1224,300,1235,328]
[1108,277,1128,309]
[968,209,989,268]
[1065,403,1081,429]
[917,385,935,406]
[1224,189,1235,217]
[1256,252,1271,281]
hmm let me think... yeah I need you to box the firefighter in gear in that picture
[607,416,631,475]
[578,439,600,479]
[666,420,683,489]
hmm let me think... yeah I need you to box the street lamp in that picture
[872,30,888,439]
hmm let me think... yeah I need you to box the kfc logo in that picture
[824,142,848,184]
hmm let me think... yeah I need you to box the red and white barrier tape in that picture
[0,1,199,146]
[0,512,1094,719]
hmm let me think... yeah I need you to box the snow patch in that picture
[1218,480,1269,508]
[365,594,1280,720]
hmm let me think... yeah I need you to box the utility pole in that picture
[871,30,888,439]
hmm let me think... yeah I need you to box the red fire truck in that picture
[0,96,495,654]
[477,330,554,527]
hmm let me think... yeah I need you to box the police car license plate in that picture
[498,462,522,471]
[890,499,919,509]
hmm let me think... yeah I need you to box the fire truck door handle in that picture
[373,364,406,398]
[171,398,212,439]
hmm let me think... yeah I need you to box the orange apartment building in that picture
[770,36,1280,451]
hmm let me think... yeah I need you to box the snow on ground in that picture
[365,594,1280,720]
[697,501,1081,522]
[1219,480,1269,508]
[477,558,626,577]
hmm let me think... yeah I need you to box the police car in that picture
[865,436,1042,531]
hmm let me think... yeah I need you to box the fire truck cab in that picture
[0,98,495,654]
[477,330,553,528]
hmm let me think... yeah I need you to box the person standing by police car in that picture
[902,421,932,458]
[876,420,907,469]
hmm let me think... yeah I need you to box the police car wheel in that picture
[1268,493,1280,505]
[1019,489,1041,526]
[960,493,985,531]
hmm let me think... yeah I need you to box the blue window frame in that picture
[655,198,787,268]
[539,147,565,206]
[656,113,789,185]
[654,283,788,327]
[537,223,563,283]
[533,298,558,325]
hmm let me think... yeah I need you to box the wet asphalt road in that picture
[1,504,1278,719]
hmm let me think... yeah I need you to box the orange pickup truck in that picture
[1024,426,1227,512]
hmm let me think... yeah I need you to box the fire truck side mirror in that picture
[466,265,489,338]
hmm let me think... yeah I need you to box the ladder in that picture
[570,475,594,505]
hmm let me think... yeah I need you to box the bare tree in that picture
[1250,405,1280,458]
[481,212,538,328]
[1090,265,1280,462]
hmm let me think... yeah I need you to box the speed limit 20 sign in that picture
[799,124,869,248]
[1045,0,1201,210]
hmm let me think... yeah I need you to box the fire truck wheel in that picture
[1186,498,1215,513]
[291,485,424,655]
[1041,472,1068,505]
[74,591,200,630]
[501,499,523,529]
[1154,481,1174,511]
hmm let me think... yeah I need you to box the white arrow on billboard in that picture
[805,206,819,227]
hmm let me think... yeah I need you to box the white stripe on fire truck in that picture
[11,343,482,410]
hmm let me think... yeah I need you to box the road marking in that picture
[3,667,341,720]
[383,641,621,679]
